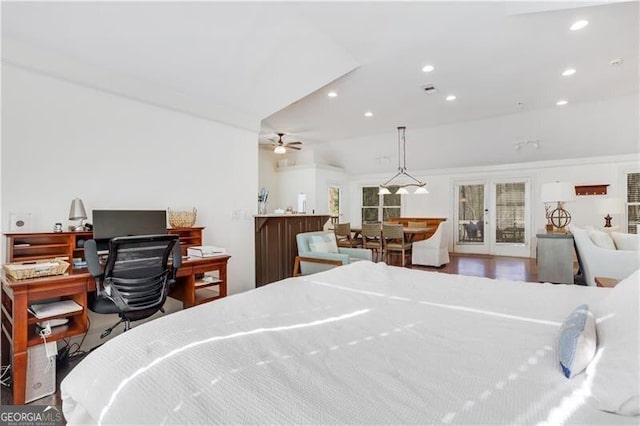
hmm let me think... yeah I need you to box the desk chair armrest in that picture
[338,247,373,261]
[84,239,103,278]
[171,242,182,280]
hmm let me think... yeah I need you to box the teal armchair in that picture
[295,231,372,275]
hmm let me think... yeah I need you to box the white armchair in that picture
[411,221,450,267]
[569,225,640,286]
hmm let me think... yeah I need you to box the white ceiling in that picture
[2,1,638,170]
[262,1,639,144]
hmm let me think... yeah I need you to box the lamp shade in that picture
[68,198,87,221]
[541,182,575,203]
[597,197,624,214]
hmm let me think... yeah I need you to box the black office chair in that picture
[85,234,182,338]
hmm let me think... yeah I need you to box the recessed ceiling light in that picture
[570,20,588,31]
[556,100,568,106]
[422,65,435,73]
[364,111,373,117]
[327,91,338,98]
[562,68,576,76]
[446,95,456,101]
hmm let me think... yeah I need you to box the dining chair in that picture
[361,223,383,262]
[334,222,361,248]
[412,221,450,267]
[382,223,412,267]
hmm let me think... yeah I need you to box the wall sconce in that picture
[513,139,540,151]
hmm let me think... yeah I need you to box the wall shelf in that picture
[574,184,609,196]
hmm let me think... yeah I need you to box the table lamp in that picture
[541,182,575,232]
[68,198,87,231]
[597,197,624,228]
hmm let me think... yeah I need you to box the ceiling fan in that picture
[268,133,302,154]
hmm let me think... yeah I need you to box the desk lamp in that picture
[541,182,575,232]
[69,198,87,231]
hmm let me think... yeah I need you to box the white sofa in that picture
[568,224,640,286]
[411,221,450,267]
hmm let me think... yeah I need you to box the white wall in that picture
[275,165,317,213]
[260,162,349,218]
[2,64,259,294]
[258,151,280,213]
[315,165,349,218]
[349,154,639,257]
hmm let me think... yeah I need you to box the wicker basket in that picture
[3,258,70,280]
[168,207,197,228]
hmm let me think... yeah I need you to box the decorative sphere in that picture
[550,208,572,229]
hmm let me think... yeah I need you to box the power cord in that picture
[58,317,92,366]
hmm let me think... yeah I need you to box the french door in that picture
[453,178,531,257]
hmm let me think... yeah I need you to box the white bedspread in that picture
[61,262,634,424]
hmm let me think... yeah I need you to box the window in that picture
[328,186,340,216]
[361,186,401,223]
[627,172,640,234]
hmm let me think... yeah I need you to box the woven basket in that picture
[3,258,70,280]
[168,207,197,228]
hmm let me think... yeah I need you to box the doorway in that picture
[453,178,531,257]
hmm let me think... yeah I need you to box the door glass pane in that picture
[458,184,484,243]
[328,186,340,216]
[495,183,525,244]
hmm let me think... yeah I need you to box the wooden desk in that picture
[0,255,230,405]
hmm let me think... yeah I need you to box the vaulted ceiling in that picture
[262,1,638,143]
[3,1,638,172]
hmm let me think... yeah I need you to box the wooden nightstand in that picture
[594,277,620,288]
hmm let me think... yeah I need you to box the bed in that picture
[61,261,639,424]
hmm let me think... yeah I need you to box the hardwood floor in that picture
[410,252,539,282]
[1,253,540,406]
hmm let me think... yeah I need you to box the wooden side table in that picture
[595,277,620,288]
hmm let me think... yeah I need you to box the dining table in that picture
[350,225,432,243]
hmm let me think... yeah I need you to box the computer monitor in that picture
[92,210,168,241]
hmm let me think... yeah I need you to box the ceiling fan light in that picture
[378,187,391,195]
[274,146,286,154]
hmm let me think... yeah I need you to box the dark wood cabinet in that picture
[5,228,203,263]
[255,215,330,287]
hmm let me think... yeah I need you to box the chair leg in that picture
[100,318,125,339]
[124,319,131,332]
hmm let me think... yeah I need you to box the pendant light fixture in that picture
[379,126,428,195]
